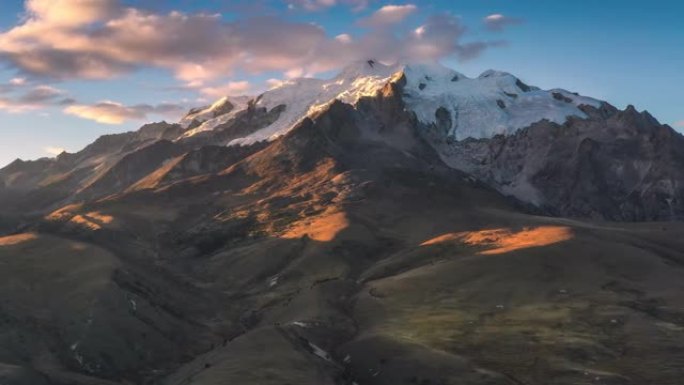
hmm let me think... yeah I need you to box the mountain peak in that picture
[478,69,514,79]
[174,61,603,146]
[335,59,398,81]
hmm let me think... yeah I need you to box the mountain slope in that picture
[0,63,684,385]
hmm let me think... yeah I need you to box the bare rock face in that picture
[424,102,684,221]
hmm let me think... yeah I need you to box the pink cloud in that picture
[9,78,26,86]
[26,0,121,26]
[64,101,185,124]
[200,81,252,98]
[0,1,505,84]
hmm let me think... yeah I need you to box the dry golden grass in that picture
[281,209,349,242]
[69,211,115,230]
[85,211,114,224]
[45,203,83,221]
[421,226,573,255]
[0,232,37,247]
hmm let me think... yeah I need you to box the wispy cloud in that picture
[674,120,684,128]
[9,77,26,86]
[17,85,63,104]
[286,0,372,11]
[0,84,66,112]
[63,100,186,124]
[483,14,523,31]
[358,4,417,27]
[199,81,252,98]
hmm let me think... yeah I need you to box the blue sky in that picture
[0,0,682,167]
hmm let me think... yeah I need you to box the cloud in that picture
[675,120,684,128]
[483,14,523,31]
[266,78,285,89]
[0,1,504,85]
[0,84,66,112]
[58,97,77,106]
[26,0,121,26]
[64,101,186,124]
[358,4,417,27]
[43,146,66,156]
[335,33,353,44]
[397,13,503,62]
[199,81,252,98]
[18,85,63,103]
[0,78,30,94]
[287,0,371,11]
[310,13,502,73]
[9,78,26,86]
[0,98,36,113]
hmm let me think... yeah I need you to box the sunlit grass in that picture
[421,226,573,255]
[0,232,37,247]
[281,209,349,242]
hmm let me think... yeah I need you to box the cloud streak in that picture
[63,101,186,124]
[358,4,417,27]
[286,0,371,11]
[0,84,66,112]
[199,81,252,98]
[483,14,523,31]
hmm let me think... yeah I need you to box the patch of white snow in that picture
[228,60,399,146]
[402,63,602,140]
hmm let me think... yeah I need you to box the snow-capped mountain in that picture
[178,60,400,145]
[2,60,684,385]
[1,60,682,221]
[174,60,601,146]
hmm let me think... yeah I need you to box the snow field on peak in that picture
[179,96,252,137]
[176,60,603,146]
[228,62,399,146]
[402,63,602,140]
